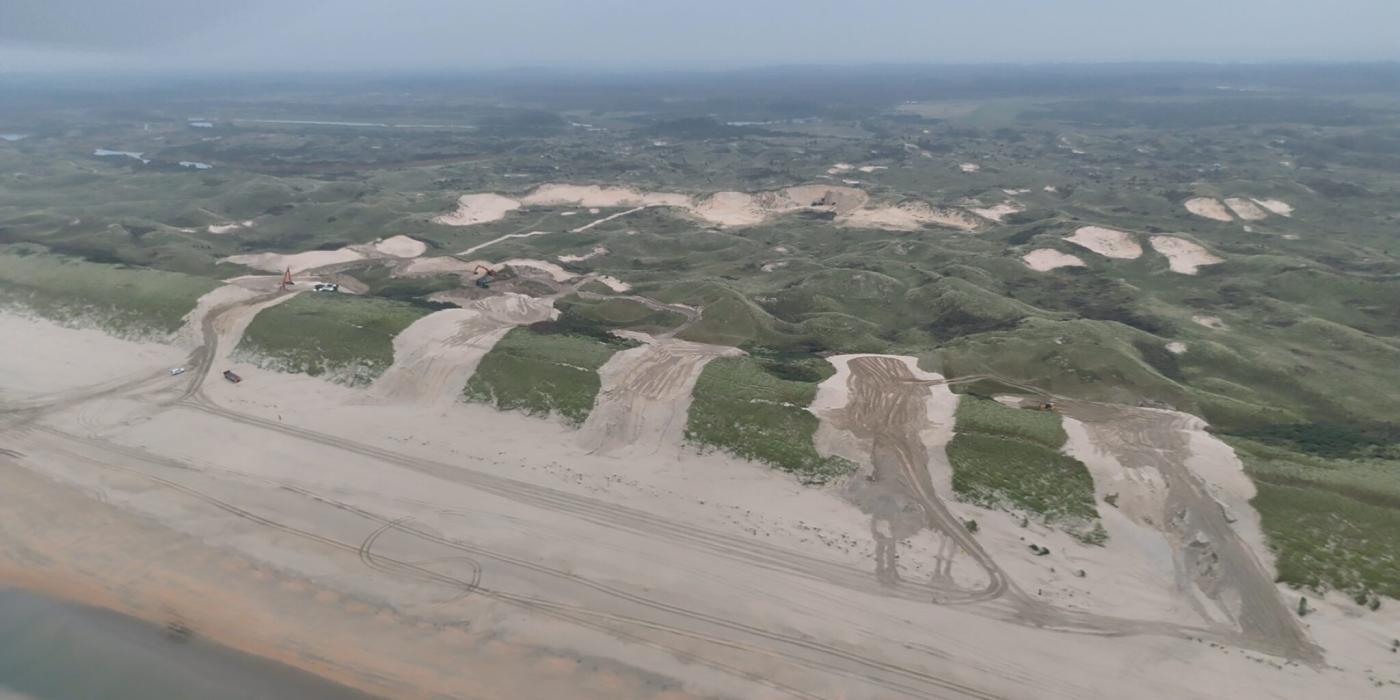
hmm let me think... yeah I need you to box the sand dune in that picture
[970,202,1023,222]
[1022,248,1086,271]
[433,193,522,226]
[373,235,427,258]
[1065,226,1143,259]
[1184,197,1234,222]
[1251,198,1294,216]
[1149,235,1224,275]
[1224,198,1268,221]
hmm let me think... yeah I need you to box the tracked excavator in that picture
[474,264,496,289]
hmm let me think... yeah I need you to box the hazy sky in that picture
[3,0,1399,73]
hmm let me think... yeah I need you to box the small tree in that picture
[1297,596,1310,617]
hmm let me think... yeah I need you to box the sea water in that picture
[0,587,377,700]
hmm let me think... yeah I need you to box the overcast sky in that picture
[3,0,1398,73]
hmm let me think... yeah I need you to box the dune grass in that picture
[685,356,854,484]
[0,246,217,338]
[947,396,1105,544]
[235,293,431,386]
[464,326,635,425]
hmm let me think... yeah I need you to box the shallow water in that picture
[0,587,377,700]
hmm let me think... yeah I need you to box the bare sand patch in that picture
[594,275,631,293]
[959,162,980,173]
[373,235,427,258]
[521,184,690,209]
[1251,198,1294,217]
[1193,315,1228,330]
[222,248,367,274]
[826,163,853,174]
[433,193,521,226]
[1149,235,1224,275]
[1022,249,1086,272]
[970,202,1022,222]
[1184,197,1234,222]
[1166,342,1187,355]
[578,332,741,456]
[397,256,476,277]
[690,186,868,228]
[369,295,557,407]
[856,165,886,173]
[1065,226,1143,259]
[1223,198,1268,221]
[0,313,184,400]
[207,220,255,235]
[841,201,980,232]
[557,246,608,263]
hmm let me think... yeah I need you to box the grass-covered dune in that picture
[685,354,854,484]
[947,396,1106,544]
[235,293,431,386]
[0,245,218,338]
[464,326,636,426]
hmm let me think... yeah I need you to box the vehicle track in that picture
[18,428,1005,700]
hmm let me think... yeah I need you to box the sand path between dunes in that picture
[577,332,741,457]
[367,294,557,408]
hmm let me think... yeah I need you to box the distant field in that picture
[947,397,1105,544]
[685,355,854,484]
[0,246,217,337]
[464,326,635,425]
[235,293,430,386]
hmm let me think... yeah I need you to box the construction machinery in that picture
[474,265,496,289]
[280,268,294,290]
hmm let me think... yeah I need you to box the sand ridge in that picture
[433,193,522,226]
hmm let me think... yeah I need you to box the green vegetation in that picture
[947,397,1105,544]
[464,326,635,425]
[1231,438,1400,601]
[0,246,217,337]
[553,294,687,333]
[685,355,853,484]
[235,293,430,386]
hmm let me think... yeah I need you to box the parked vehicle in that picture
[223,370,242,383]
[170,367,186,376]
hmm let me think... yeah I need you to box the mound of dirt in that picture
[222,248,367,274]
[1149,235,1224,275]
[1065,226,1143,259]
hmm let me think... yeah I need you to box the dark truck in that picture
[223,370,242,384]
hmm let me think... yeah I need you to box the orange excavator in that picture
[280,267,293,290]
[474,264,495,289]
